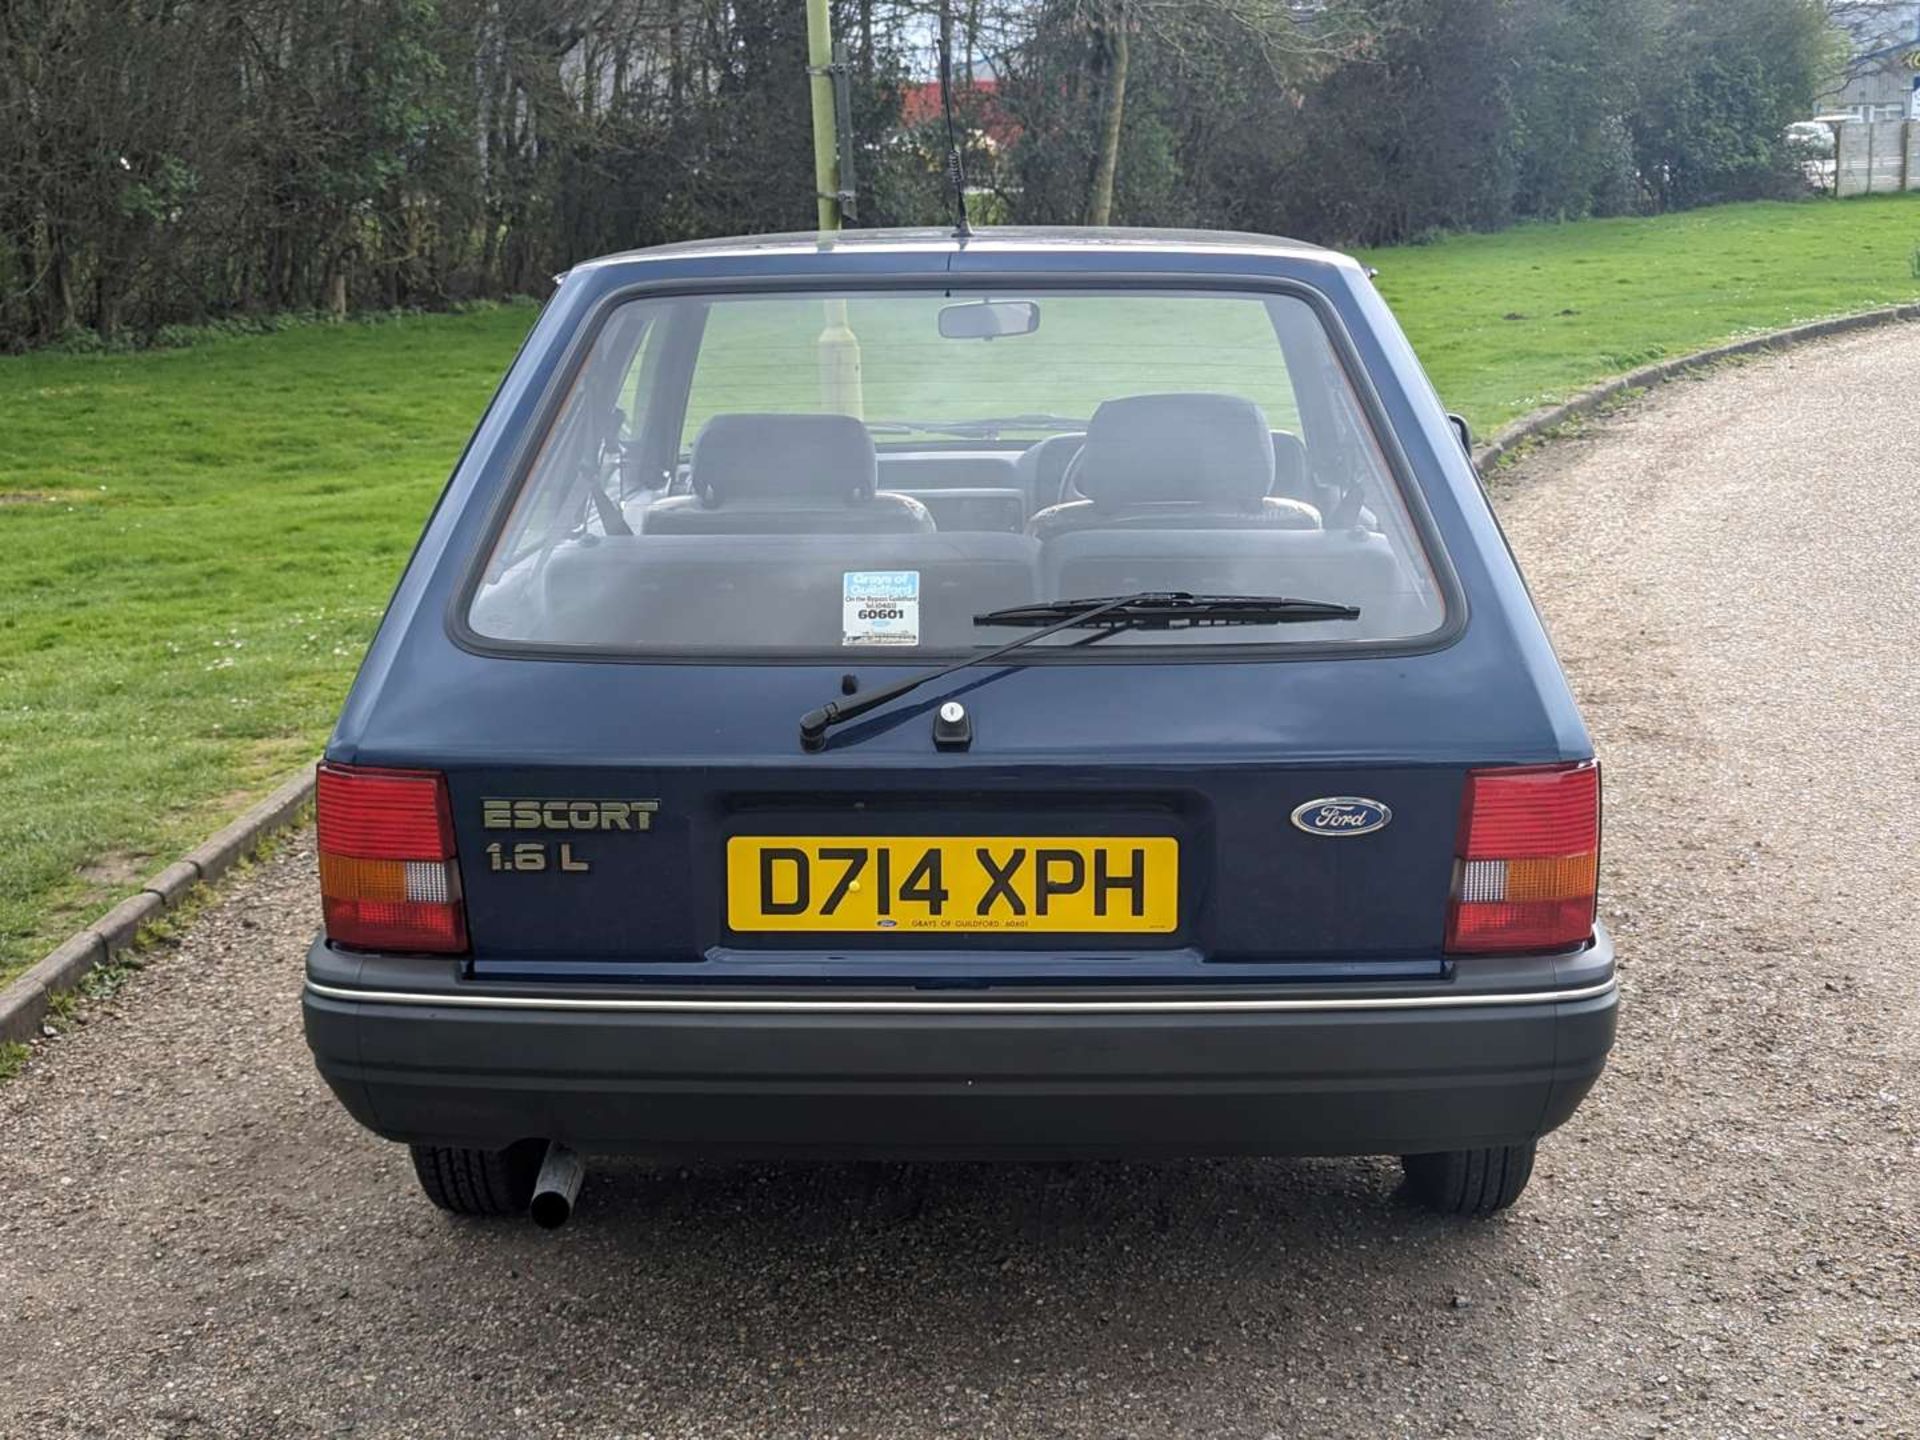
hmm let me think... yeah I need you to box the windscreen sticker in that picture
[843,571,921,647]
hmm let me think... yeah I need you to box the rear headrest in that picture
[1074,393,1275,507]
[691,413,877,505]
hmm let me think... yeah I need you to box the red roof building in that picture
[899,79,1022,151]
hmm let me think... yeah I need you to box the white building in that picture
[1823,2,1920,122]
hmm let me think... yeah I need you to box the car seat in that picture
[1026,393,1321,542]
[646,413,934,535]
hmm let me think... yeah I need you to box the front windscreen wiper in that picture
[798,592,1360,752]
[864,413,1088,440]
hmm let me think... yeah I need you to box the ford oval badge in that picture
[1290,797,1392,837]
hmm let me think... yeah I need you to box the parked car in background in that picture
[302,227,1617,1227]
[1787,119,1841,191]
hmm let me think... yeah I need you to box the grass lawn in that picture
[1361,196,1920,429]
[3,193,1918,984]
[0,306,534,982]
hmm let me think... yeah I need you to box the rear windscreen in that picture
[467,287,1449,655]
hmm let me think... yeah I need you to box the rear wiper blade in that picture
[975,595,1367,629]
[798,592,1358,752]
[865,413,1087,439]
[976,592,1362,628]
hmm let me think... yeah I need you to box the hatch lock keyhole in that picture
[933,700,973,752]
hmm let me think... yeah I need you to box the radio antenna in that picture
[938,0,973,239]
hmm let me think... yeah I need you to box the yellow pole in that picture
[817,300,863,421]
[805,0,862,417]
[805,0,840,233]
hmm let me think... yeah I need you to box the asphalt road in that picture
[4,327,1918,1439]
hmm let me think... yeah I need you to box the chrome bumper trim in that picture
[304,975,1616,1016]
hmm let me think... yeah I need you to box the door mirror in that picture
[938,300,1041,340]
[1447,413,1474,457]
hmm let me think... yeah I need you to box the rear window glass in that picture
[467,287,1447,655]
[680,293,1304,441]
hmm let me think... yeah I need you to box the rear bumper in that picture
[303,930,1617,1159]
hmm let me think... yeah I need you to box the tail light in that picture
[316,763,468,953]
[1446,761,1599,955]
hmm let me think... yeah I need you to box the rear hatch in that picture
[353,646,1585,985]
[323,250,1595,984]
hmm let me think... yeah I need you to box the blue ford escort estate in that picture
[302,227,1615,1226]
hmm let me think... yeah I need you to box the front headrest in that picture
[691,413,877,505]
[1073,393,1275,507]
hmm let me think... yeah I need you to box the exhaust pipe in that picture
[529,1142,584,1230]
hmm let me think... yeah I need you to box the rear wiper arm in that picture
[797,592,1358,752]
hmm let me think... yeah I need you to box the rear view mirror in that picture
[939,300,1040,340]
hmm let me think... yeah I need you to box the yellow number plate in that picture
[726,837,1179,934]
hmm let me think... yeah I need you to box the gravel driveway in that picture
[4,326,1918,1439]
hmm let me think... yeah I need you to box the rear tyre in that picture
[1400,1142,1536,1216]
[409,1141,543,1217]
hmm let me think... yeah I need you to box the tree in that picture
[1631,0,1842,208]
[0,0,1855,350]
[992,0,1368,227]
[1510,0,1659,220]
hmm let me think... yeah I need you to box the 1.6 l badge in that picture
[1290,797,1392,837]
[479,797,661,877]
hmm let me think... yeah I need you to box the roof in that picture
[571,226,1348,275]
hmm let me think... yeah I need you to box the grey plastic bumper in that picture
[303,931,1617,1159]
